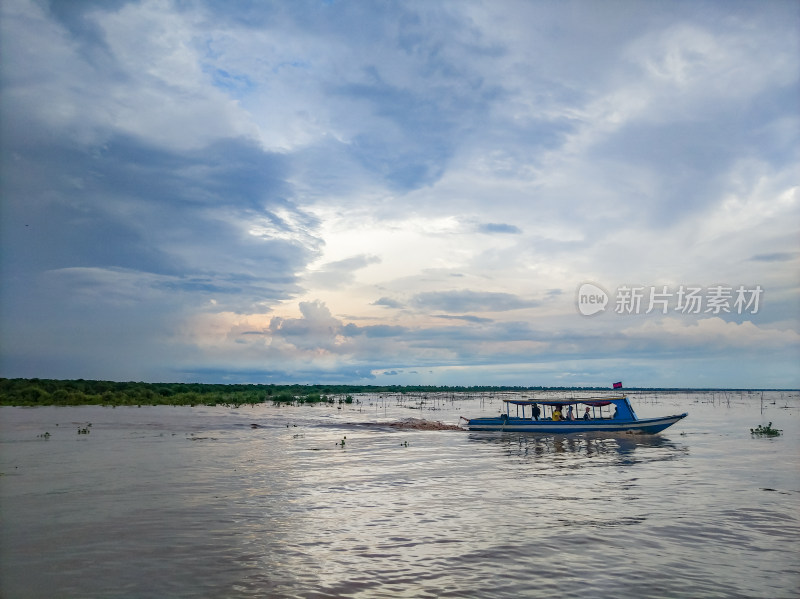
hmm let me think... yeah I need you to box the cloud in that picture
[269,300,342,348]
[620,316,800,354]
[0,0,797,387]
[372,297,405,309]
[306,254,380,289]
[361,325,409,338]
[412,290,537,313]
[2,133,317,311]
[749,252,798,263]
[433,314,494,324]
[476,223,522,235]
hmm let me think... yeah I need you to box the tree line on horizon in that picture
[0,377,619,407]
[0,378,778,407]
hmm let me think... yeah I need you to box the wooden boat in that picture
[461,395,687,434]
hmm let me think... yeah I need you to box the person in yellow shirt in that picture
[552,406,563,421]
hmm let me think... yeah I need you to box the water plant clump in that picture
[750,422,782,437]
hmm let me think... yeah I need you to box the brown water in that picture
[1,391,798,598]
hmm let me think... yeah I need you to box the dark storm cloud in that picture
[2,132,315,305]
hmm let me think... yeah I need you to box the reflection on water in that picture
[1,392,799,598]
[469,430,686,466]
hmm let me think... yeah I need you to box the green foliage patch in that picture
[750,422,782,437]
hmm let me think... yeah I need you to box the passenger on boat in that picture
[583,407,591,420]
[566,405,574,420]
[532,403,541,421]
[552,406,563,421]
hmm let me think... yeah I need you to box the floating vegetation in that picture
[750,422,782,437]
[336,436,346,448]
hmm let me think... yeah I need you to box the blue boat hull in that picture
[463,413,687,434]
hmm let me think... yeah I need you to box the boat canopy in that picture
[502,395,637,421]
[504,396,623,407]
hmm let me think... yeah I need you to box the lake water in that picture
[1,391,798,598]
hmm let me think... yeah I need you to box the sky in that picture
[1,0,798,388]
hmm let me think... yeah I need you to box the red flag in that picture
[613,381,623,389]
